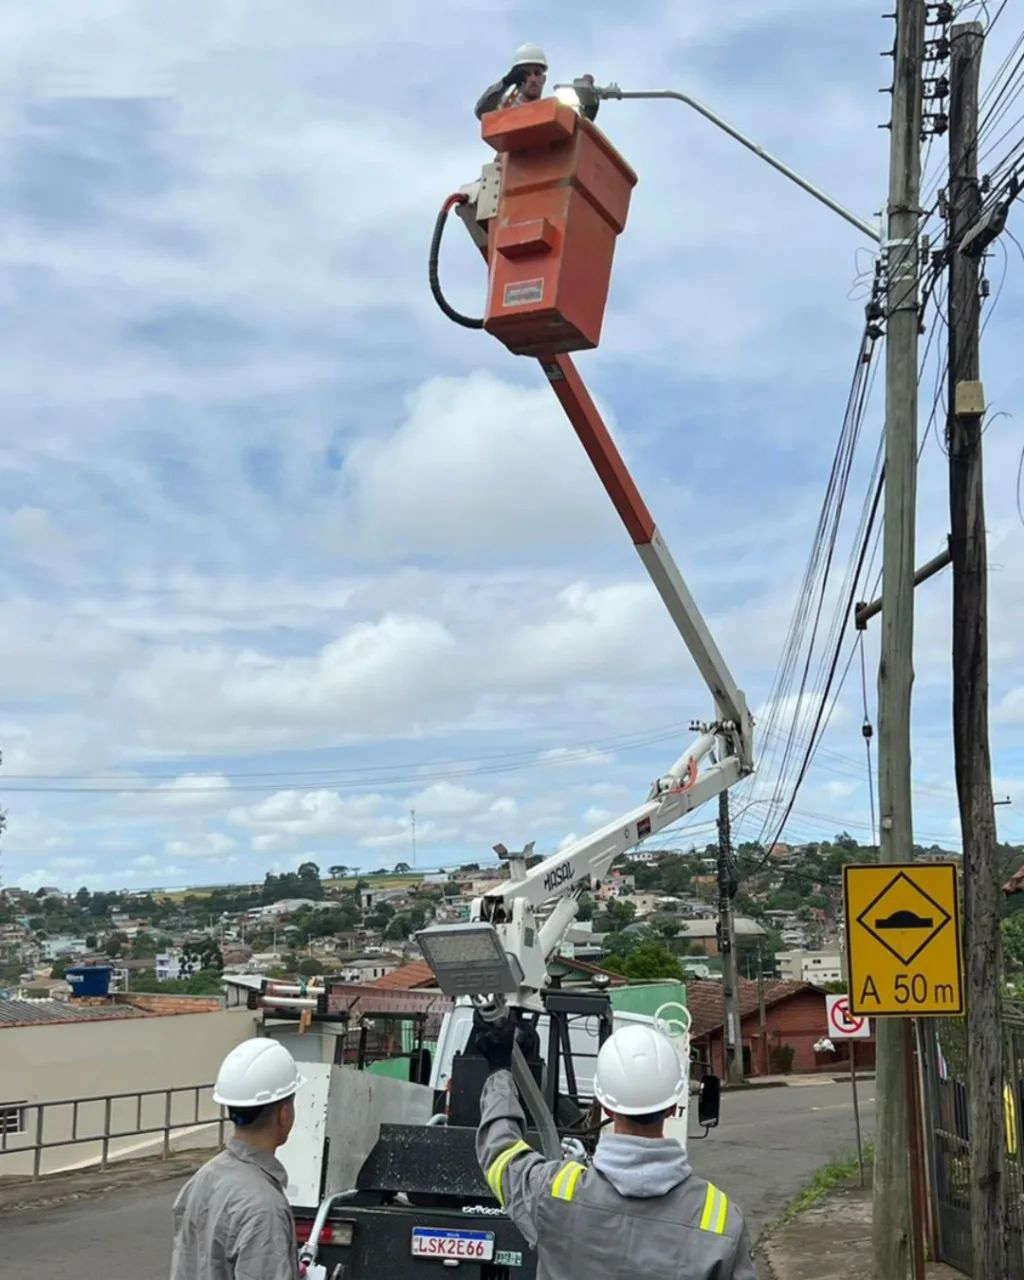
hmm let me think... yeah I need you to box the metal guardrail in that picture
[0,1083,226,1182]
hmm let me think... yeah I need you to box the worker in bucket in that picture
[473,1018,758,1279]
[475,44,599,121]
[170,1037,305,1280]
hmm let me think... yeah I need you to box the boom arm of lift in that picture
[451,173,754,1007]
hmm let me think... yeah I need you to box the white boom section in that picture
[638,534,752,770]
[473,730,741,1003]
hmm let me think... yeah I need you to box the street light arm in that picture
[566,81,881,243]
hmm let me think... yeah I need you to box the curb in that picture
[0,1148,208,1216]
[722,1080,790,1093]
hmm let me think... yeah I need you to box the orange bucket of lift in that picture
[481,98,638,358]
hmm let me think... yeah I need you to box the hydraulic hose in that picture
[510,1040,561,1161]
[429,193,485,329]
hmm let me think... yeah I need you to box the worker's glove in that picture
[501,66,526,89]
[467,1009,539,1071]
[561,1137,587,1162]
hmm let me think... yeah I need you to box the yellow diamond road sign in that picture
[844,862,964,1017]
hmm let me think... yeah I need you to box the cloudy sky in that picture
[2,1,1023,892]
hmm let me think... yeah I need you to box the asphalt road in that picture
[687,1078,876,1235]
[0,1080,874,1278]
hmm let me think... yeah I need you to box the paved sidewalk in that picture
[760,1185,961,1279]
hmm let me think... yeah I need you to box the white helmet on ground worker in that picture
[511,42,548,71]
[213,1037,306,1109]
[593,1023,687,1115]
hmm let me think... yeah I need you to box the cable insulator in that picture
[862,722,874,740]
[429,193,485,330]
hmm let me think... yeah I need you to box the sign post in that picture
[826,993,871,1187]
[843,862,963,1273]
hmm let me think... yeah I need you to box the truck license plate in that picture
[411,1228,495,1262]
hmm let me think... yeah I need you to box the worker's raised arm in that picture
[475,45,547,119]
[474,77,512,119]
[475,1068,555,1245]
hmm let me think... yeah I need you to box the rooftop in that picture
[370,959,436,990]
[0,994,224,1029]
[685,978,817,1038]
[678,917,768,939]
[0,999,150,1028]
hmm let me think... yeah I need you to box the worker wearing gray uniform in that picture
[170,1038,305,1280]
[474,1019,759,1279]
[475,44,599,123]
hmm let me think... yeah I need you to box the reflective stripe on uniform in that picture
[550,1161,586,1201]
[699,1182,729,1234]
[486,1140,532,1206]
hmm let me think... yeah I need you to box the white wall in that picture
[0,1006,258,1175]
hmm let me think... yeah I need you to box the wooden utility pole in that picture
[948,22,1008,1276]
[873,2,925,1277]
[717,789,744,1083]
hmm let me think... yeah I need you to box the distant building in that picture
[775,949,844,985]
[155,953,181,982]
[340,953,403,983]
[41,937,87,961]
[620,892,661,917]
[687,978,875,1077]
[676,917,767,957]
[255,899,330,918]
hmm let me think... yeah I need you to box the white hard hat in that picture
[593,1023,687,1115]
[213,1038,306,1109]
[511,43,548,71]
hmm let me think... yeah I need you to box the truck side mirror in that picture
[697,1074,721,1129]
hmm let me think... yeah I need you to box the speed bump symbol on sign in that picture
[844,862,964,1017]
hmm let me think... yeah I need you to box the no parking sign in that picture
[826,993,871,1040]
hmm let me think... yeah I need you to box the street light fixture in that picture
[556,79,881,243]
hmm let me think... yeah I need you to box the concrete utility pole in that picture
[948,22,1008,1276]
[873,2,925,1277]
[717,789,743,1084]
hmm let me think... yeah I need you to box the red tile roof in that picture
[1004,864,1024,895]
[371,954,626,991]
[369,959,437,990]
[685,978,818,1038]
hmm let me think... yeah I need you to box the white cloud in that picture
[342,372,628,563]
[117,615,461,751]
[164,832,237,860]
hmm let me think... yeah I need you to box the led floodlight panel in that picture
[416,923,522,998]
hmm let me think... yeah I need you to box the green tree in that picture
[50,957,70,979]
[297,957,325,977]
[105,930,129,958]
[384,915,411,941]
[75,887,91,908]
[184,969,226,995]
[603,899,637,931]
[132,932,159,958]
[296,861,324,900]
[604,942,683,982]
[393,862,411,874]
[328,864,348,880]
[1003,914,1024,970]
[367,902,396,930]
[576,897,594,922]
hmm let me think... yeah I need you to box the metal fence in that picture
[919,1004,1024,1277]
[0,1083,226,1181]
